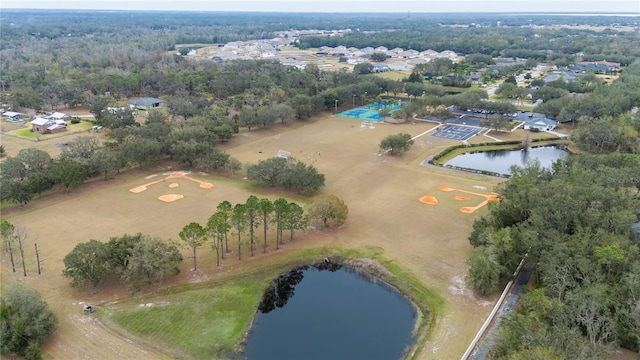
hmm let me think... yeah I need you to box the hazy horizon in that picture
[2,1,639,14]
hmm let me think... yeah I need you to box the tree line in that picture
[466,153,640,357]
[61,194,347,290]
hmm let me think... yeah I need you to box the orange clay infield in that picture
[129,172,213,202]
[420,186,499,214]
[419,195,438,205]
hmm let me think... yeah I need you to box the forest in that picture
[1,9,639,359]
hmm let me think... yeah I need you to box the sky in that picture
[1,0,639,13]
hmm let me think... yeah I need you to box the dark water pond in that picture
[242,263,417,360]
[442,146,569,176]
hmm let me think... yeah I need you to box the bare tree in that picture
[15,225,28,277]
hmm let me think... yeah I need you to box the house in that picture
[575,60,621,73]
[47,112,70,121]
[31,117,67,134]
[371,63,390,73]
[523,117,557,131]
[2,111,23,122]
[127,97,162,110]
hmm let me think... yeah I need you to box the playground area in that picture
[431,125,482,141]
[337,102,402,122]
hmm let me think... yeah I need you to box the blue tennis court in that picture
[337,102,401,122]
[431,125,481,141]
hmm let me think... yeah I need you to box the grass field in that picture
[1,112,506,359]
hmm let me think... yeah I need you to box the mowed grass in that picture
[102,245,444,359]
[107,278,264,358]
[7,120,95,141]
[2,113,503,360]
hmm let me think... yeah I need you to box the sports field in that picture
[431,125,482,141]
[1,114,504,360]
[336,102,401,122]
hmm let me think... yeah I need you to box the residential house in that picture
[371,63,390,73]
[575,60,621,73]
[31,117,67,134]
[127,97,162,110]
[2,111,23,122]
[47,112,70,121]
[374,46,388,54]
[543,70,579,84]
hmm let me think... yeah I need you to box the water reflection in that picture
[442,146,569,176]
[258,262,342,314]
[244,263,416,360]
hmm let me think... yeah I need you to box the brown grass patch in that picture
[2,113,506,360]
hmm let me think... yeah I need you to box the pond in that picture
[241,263,417,360]
[440,146,569,176]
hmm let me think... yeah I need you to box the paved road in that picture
[471,270,532,360]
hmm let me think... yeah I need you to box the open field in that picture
[1,113,506,359]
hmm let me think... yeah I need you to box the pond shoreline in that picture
[234,254,436,360]
[426,138,571,178]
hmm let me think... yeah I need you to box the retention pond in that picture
[242,263,417,360]
[442,146,569,176]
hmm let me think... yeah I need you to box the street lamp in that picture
[407,93,411,103]
[334,99,338,114]
[363,91,367,105]
[352,94,356,107]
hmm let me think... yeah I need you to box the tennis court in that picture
[431,125,481,141]
[337,102,401,122]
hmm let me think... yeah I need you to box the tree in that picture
[466,248,501,296]
[245,195,259,257]
[16,148,51,172]
[353,63,373,75]
[225,157,243,178]
[195,148,230,172]
[280,160,325,195]
[121,237,182,291]
[105,233,144,275]
[178,222,207,271]
[481,115,511,132]
[370,52,387,62]
[289,94,314,119]
[306,194,348,228]
[231,203,246,260]
[62,240,110,287]
[121,137,162,169]
[379,133,414,155]
[246,157,288,187]
[216,201,233,252]
[0,157,34,206]
[92,147,120,180]
[50,158,85,192]
[0,284,57,360]
[171,140,208,169]
[207,212,228,266]
[61,136,101,176]
[283,202,306,240]
[257,198,274,253]
[504,75,518,85]
[273,198,289,249]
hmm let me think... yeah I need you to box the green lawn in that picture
[103,247,443,359]
[8,120,95,141]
